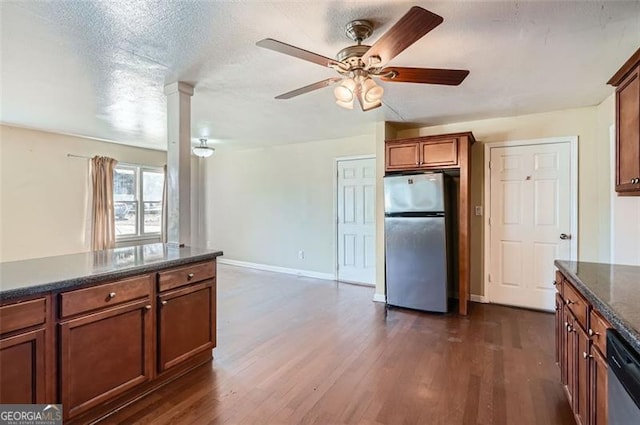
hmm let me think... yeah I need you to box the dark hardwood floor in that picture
[103,265,575,425]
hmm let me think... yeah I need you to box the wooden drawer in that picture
[589,309,611,356]
[60,275,152,318]
[554,270,564,296]
[0,298,46,335]
[158,261,215,292]
[564,281,589,331]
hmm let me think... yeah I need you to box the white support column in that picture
[164,82,194,246]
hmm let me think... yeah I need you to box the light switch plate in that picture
[475,206,483,216]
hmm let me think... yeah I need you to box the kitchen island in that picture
[554,260,640,425]
[0,243,223,423]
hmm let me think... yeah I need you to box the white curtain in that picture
[90,156,118,250]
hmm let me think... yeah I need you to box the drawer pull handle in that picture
[588,329,599,337]
[161,300,168,306]
[108,292,116,299]
[187,273,195,280]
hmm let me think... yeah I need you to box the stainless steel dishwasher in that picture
[607,329,640,425]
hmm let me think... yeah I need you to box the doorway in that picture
[335,156,376,285]
[484,137,578,310]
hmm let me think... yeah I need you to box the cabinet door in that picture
[575,324,590,425]
[419,139,458,168]
[563,307,574,399]
[0,329,45,403]
[60,299,152,419]
[158,280,216,373]
[386,142,419,170]
[590,347,607,425]
[616,65,640,193]
[555,293,563,367]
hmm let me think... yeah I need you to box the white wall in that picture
[204,130,376,276]
[0,125,166,262]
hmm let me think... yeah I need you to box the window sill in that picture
[115,236,162,248]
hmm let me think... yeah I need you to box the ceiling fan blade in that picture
[274,77,342,100]
[362,7,443,67]
[257,38,341,68]
[379,67,469,85]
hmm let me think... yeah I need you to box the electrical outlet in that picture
[298,250,305,260]
[475,206,483,216]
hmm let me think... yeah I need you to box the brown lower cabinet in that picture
[555,270,611,425]
[0,328,46,403]
[59,299,153,418]
[158,280,216,372]
[0,258,217,423]
[0,297,48,404]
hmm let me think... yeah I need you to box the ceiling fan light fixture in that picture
[192,138,215,158]
[335,98,354,110]
[333,78,356,102]
[362,78,384,102]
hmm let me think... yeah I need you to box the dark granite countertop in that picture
[0,244,223,302]
[555,260,640,354]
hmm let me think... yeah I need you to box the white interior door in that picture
[337,158,376,285]
[488,142,574,310]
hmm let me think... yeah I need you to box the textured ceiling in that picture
[1,1,639,151]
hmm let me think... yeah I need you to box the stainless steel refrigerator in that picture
[384,172,451,313]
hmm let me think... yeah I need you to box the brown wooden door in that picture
[158,280,216,373]
[419,139,458,168]
[59,299,153,419]
[555,293,563,367]
[0,329,46,403]
[590,347,607,425]
[385,142,419,170]
[616,65,640,193]
[575,324,590,425]
[563,307,574,402]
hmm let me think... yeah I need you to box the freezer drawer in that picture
[385,216,448,312]
[384,173,444,214]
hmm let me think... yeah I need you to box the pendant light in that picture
[192,139,215,158]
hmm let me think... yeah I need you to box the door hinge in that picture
[488,217,491,226]
[488,273,492,283]
[488,161,491,170]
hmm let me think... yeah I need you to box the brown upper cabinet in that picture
[386,136,458,171]
[608,48,640,195]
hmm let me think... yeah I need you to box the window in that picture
[113,165,164,240]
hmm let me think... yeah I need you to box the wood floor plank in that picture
[103,265,575,425]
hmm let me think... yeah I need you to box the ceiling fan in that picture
[256,6,469,111]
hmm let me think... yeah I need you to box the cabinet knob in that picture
[187,273,195,280]
[145,305,151,310]
[566,323,572,332]
[583,352,592,360]
[552,280,558,286]
[588,329,599,337]
[415,161,419,165]
[108,292,116,299]
[161,300,168,306]
[565,299,574,305]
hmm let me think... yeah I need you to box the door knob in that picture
[560,233,571,240]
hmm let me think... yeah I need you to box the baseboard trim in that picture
[373,293,386,303]
[470,294,488,303]
[217,258,335,281]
